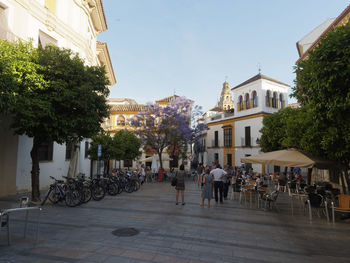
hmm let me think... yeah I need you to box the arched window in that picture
[238,95,243,111]
[252,90,258,107]
[117,115,125,126]
[227,105,230,110]
[224,105,226,110]
[245,93,250,109]
[226,96,229,100]
[272,92,277,108]
[266,90,271,107]
[279,94,284,109]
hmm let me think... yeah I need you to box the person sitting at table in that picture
[255,173,262,186]
[296,173,304,182]
[278,172,287,192]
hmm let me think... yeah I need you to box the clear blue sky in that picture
[98,0,349,111]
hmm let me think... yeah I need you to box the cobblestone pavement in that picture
[1,180,350,263]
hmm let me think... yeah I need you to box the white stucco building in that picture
[0,0,116,196]
[203,74,289,174]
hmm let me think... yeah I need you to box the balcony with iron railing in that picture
[224,111,235,118]
[212,139,219,148]
[241,137,252,147]
[240,137,261,147]
[211,114,222,121]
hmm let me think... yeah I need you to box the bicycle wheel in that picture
[125,182,134,193]
[65,189,80,207]
[118,182,124,194]
[48,186,60,204]
[107,183,118,196]
[91,185,105,201]
[133,181,140,191]
[41,187,52,206]
[83,186,92,203]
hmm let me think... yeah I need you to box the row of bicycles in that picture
[41,172,141,207]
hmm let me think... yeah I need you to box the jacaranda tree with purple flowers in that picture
[130,96,205,169]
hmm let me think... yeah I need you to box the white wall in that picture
[205,123,224,167]
[234,117,263,148]
[2,0,99,65]
[232,78,289,118]
[16,137,92,191]
[233,80,262,118]
[234,117,263,172]
[261,80,289,114]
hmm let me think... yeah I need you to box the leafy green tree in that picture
[113,130,141,168]
[0,40,45,114]
[293,23,350,190]
[88,132,114,174]
[3,42,110,201]
[89,130,141,171]
[259,108,291,152]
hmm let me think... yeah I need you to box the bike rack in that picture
[0,199,42,246]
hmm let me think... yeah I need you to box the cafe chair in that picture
[261,190,279,210]
[239,184,254,206]
[306,193,329,221]
[257,186,269,208]
[331,194,350,223]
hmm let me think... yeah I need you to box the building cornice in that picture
[207,112,269,126]
[75,0,107,33]
[97,41,116,86]
[232,73,290,90]
[14,0,101,64]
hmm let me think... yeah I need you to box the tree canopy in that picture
[9,45,110,143]
[88,130,141,172]
[114,130,141,162]
[130,96,193,168]
[259,106,323,156]
[293,23,350,166]
[0,40,45,114]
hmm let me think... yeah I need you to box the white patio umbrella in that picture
[203,151,208,167]
[151,154,158,173]
[140,156,173,162]
[198,152,203,164]
[67,144,80,178]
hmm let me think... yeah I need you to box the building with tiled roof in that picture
[156,95,179,106]
[296,5,350,63]
[232,73,289,90]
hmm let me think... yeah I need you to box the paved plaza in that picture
[1,179,350,263]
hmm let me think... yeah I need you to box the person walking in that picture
[139,164,146,185]
[222,165,231,200]
[200,168,213,207]
[210,164,227,204]
[196,163,203,187]
[175,164,186,205]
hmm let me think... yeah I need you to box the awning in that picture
[240,149,336,169]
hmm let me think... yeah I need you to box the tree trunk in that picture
[30,137,41,202]
[344,165,350,194]
[340,171,347,194]
[307,168,312,185]
[158,152,163,169]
